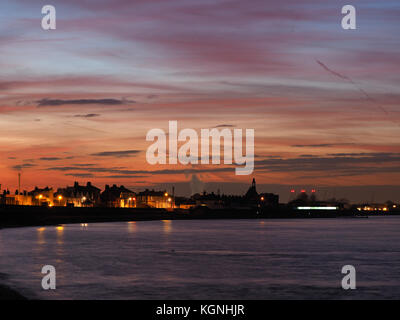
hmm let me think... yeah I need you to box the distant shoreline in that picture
[0,204,386,231]
[0,204,374,230]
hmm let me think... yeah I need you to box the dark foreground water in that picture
[0,217,400,299]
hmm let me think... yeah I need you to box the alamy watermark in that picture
[40,4,355,31]
[41,265,56,290]
[341,5,356,30]
[341,265,356,290]
[41,5,56,30]
[146,121,254,175]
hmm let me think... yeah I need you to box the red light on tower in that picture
[311,189,316,193]
[290,189,295,193]
[301,189,306,193]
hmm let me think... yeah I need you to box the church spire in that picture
[245,178,258,200]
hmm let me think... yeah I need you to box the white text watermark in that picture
[146,121,254,175]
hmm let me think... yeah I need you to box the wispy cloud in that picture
[37,98,131,107]
[215,124,236,128]
[12,163,36,170]
[73,113,101,118]
[39,157,62,161]
[90,150,141,157]
[65,173,95,178]
[255,153,400,174]
[292,143,355,148]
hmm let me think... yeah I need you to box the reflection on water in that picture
[37,227,46,246]
[0,217,400,300]
[162,220,172,234]
[56,226,64,244]
[80,224,89,231]
[56,226,64,247]
[55,226,65,270]
[127,221,136,233]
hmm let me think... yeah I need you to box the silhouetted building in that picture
[174,196,196,209]
[244,178,259,201]
[100,184,136,208]
[1,192,32,206]
[192,192,224,209]
[259,192,279,207]
[29,187,54,206]
[190,179,279,210]
[57,182,101,207]
[136,189,172,208]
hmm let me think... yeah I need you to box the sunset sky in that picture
[1,0,400,201]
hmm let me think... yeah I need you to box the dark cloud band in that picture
[37,98,128,107]
[90,150,141,157]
